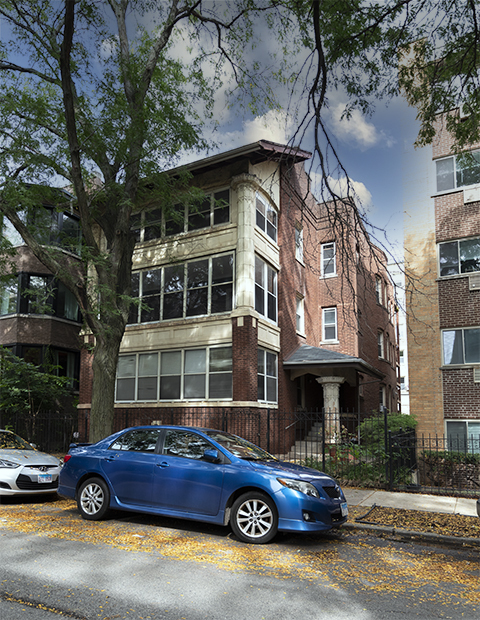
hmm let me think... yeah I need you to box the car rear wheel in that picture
[231,492,278,544]
[77,477,110,520]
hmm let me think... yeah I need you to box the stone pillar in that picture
[316,376,345,441]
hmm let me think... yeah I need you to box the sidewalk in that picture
[344,488,478,517]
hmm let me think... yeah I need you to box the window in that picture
[257,349,277,403]
[439,237,480,276]
[436,151,480,192]
[379,385,386,410]
[375,276,382,304]
[322,307,337,341]
[296,296,305,333]
[442,328,480,365]
[295,226,303,262]
[110,428,161,452]
[133,189,230,243]
[321,242,336,277]
[446,421,480,453]
[129,252,234,324]
[378,331,384,358]
[0,274,80,321]
[254,256,277,322]
[255,193,277,242]
[116,346,233,402]
[163,430,213,459]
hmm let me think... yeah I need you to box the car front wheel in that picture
[231,492,278,544]
[77,477,110,520]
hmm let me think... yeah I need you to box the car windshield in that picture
[205,431,277,461]
[0,431,34,450]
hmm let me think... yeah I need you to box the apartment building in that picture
[405,110,480,448]
[76,142,398,428]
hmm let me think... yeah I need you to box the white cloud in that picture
[329,102,395,150]
[311,171,373,210]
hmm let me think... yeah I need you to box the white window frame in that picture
[129,252,234,324]
[255,192,278,243]
[322,307,337,342]
[378,331,384,358]
[133,188,230,242]
[257,348,278,404]
[442,327,480,365]
[116,346,233,402]
[446,420,480,453]
[296,295,305,334]
[295,226,303,262]
[254,255,277,323]
[321,242,336,277]
[435,150,480,193]
[438,237,480,277]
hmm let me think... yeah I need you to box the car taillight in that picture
[63,454,72,463]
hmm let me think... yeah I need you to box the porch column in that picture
[316,376,345,441]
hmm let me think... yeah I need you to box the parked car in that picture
[59,425,348,544]
[0,429,62,496]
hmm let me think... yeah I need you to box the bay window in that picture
[255,256,277,322]
[255,193,277,242]
[116,346,233,402]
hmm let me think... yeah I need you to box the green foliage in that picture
[359,413,418,450]
[0,348,72,419]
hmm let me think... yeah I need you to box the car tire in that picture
[230,492,278,544]
[77,477,110,520]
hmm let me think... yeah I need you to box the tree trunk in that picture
[89,333,123,443]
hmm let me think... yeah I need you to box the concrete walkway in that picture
[344,488,479,517]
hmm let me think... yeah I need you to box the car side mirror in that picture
[203,448,220,463]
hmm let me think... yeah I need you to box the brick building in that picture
[405,110,480,448]
[78,142,398,439]
[0,197,82,392]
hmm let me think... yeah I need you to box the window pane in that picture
[138,353,158,376]
[116,378,135,401]
[0,280,18,315]
[436,158,455,192]
[266,377,277,402]
[439,242,459,276]
[464,329,480,363]
[141,295,161,322]
[185,349,206,373]
[460,238,480,273]
[267,292,276,321]
[164,265,184,292]
[187,260,209,287]
[184,374,206,398]
[137,377,158,400]
[188,198,210,231]
[144,209,163,241]
[211,283,232,313]
[163,292,184,319]
[142,270,161,294]
[456,151,480,188]
[118,355,136,377]
[255,284,265,315]
[255,256,264,286]
[209,374,232,399]
[160,376,181,399]
[257,374,265,400]
[443,330,464,364]
[212,254,233,284]
[186,288,208,316]
[447,421,467,451]
[266,352,277,377]
[213,190,230,225]
[209,347,232,372]
[161,351,181,374]
[257,349,265,374]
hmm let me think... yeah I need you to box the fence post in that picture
[321,408,326,472]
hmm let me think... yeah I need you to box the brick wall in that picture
[442,368,480,419]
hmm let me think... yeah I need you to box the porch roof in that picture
[283,344,384,381]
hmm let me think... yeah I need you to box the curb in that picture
[343,521,480,549]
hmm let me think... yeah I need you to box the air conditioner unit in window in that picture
[464,185,480,204]
[469,274,480,291]
[473,367,480,383]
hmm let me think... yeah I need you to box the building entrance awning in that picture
[283,344,384,384]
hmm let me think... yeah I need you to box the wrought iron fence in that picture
[2,407,479,497]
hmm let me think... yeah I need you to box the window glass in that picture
[257,349,277,403]
[110,429,161,452]
[436,158,455,192]
[163,430,212,459]
[443,330,465,364]
[188,197,211,231]
[213,189,230,225]
[439,242,459,276]
[460,238,480,273]
[186,259,209,317]
[323,308,337,341]
[211,254,233,313]
[322,243,335,276]
[160,351,181,400]
[464,328,480,363]
[295,227,303,262]
[456,151,480,188]
[163,264,184,320]
[255,193,277,242]
[116,355,136,401]
[165,206,185,236]
[0,279,18,315]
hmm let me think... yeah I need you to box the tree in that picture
[0,0,478,442]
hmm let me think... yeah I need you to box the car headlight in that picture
[277,478,319,498]
[0,459,21,469]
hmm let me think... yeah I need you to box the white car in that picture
[0,429,62,496]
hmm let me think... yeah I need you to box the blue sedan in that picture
[59,425,348,544]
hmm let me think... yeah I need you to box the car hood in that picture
[0,450,60,466]
[245,459,336,483]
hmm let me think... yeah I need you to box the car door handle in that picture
[156,461,169,468]
[104,456,117,462]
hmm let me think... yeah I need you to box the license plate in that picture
[38,473,52,484]
[341,502,348,517]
